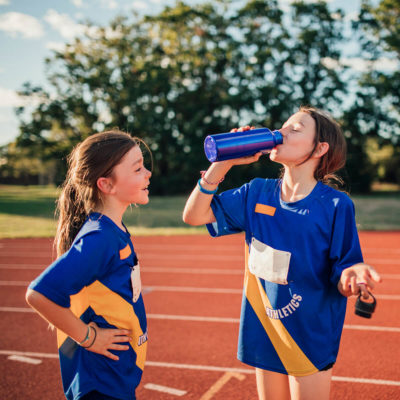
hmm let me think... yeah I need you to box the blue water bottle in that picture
[204,128,283,162]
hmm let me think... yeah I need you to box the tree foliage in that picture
[1,0,399,192]
[342,0,400,189]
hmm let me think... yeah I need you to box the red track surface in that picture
[0,232,399,399]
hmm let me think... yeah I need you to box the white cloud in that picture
[71,0,119,10]
[0,87,47,109]
[44,9,86,39]
[0,0,10,5]
[99,0,118,9]
[132,1,148,9]
[46,41,67,52]
[0,12,44,38]
[0,109,19,146]
[71,0,83,7]
[0,87,27,108]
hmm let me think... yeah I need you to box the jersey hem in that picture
[73,383,135,400]
[238,354,336,377]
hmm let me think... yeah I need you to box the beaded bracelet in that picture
[200,170,224,186]
[197,179,218,195]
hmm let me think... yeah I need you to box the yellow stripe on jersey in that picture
[57,281,147,371]
[244,245,318,376]
[255,203,276,216]
[119,244,132,260]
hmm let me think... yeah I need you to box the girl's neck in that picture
[94,201,127,232]
[281,166,317,203]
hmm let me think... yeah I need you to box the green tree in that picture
[10,0,350,193]
[345,0,400,189]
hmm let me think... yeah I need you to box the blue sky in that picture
[0,0,364,146]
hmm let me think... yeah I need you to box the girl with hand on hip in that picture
[183,107,381,400]
[26,130,151,400]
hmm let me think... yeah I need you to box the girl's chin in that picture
[129,195,150,206]
[269,151,278,162]
[138,196,150,205]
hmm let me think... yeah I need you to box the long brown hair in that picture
[54,130,148,257]
[299,106,347,189]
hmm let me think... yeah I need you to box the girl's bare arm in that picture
[26,289,131,361]
[183,150,262,226]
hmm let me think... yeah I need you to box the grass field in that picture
[0,184,399,238]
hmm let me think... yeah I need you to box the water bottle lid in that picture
[272,130,283,145]
[204,136,217,162]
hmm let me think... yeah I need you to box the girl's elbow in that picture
[25,288,39,307]
[25,288,34,305]
[182,212,198,226]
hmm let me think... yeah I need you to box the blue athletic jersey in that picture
[29,213,147,400]
[207,178,363,376]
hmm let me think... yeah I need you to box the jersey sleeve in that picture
[28,231,114,308]
[329,195,364,286]
[206,182,249,237]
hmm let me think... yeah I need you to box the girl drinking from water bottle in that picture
[26,130,151,400]
[183,106,381,400]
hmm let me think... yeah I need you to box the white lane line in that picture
[381,274,400,279]
[146,361,254,374]
[144,267,242,275]
[1,350,399,386]
[146,286,242,294]
[0,252,242,261]
[332,376,400,386]
[0,350,57,359]
[0,281,243,293]
[0,281,30,286]
[148,314,239,323]
[144,383,187,396]
[0,265,44,270]
[363,248,400,254]
[0,252,53,258]
[2,307,400,333]
[0,307,34,313]
[7,355,42,365]
[374,294,400,300]
[0,265,244,275]
[364,259,400,265]
[343,324,400,333]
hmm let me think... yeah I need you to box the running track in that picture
[0,232,399,399]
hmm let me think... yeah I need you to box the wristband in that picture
[200,170,224,186]
[197,179,218,195]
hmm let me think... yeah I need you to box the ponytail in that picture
[55,180,88,257]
